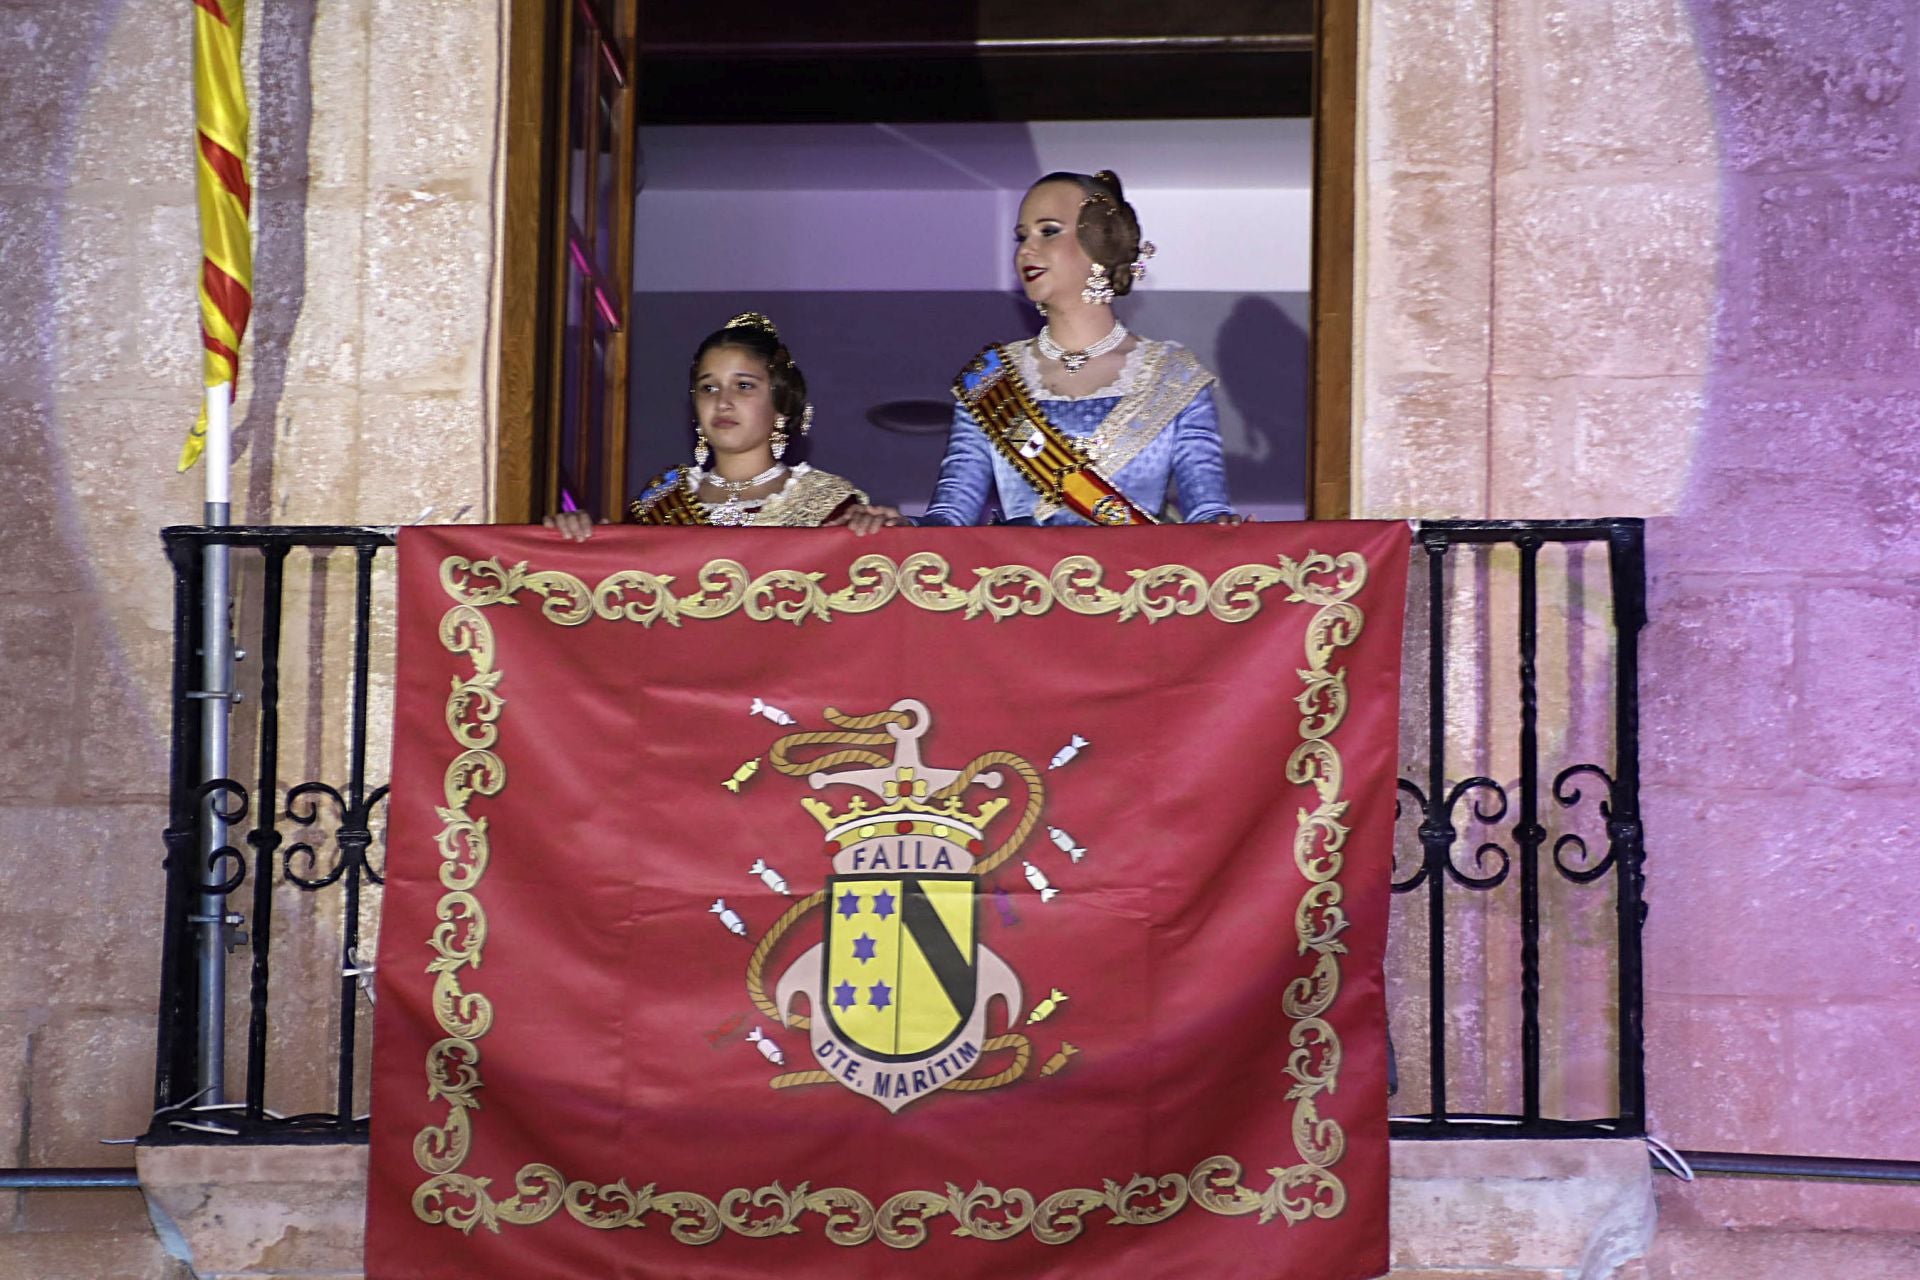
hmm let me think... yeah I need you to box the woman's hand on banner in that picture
[833,504,911,537]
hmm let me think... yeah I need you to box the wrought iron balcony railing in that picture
[142,520,1647,1145]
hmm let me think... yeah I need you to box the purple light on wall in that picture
[1643,0,1920,1190]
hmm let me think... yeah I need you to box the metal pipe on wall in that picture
[1666,1150,1920,1185]
[0,1168,142,1189]
[195,385,236,1103]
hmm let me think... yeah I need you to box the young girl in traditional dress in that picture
[548,312,865,537]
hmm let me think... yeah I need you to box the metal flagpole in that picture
[195,382,235,1104]
[187,0,254,1109]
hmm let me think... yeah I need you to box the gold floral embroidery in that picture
[751,467,867,527]
[438,552,1290,627]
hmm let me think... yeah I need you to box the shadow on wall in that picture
[9,0,320,739]
[4,0,143,766]
[238,0,317,521]
[1212,293,1308,512]
[1636,0,1920,1186]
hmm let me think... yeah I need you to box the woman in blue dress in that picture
[843,170,1237,532]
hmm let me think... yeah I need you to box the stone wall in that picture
[2,0,1913,1273]
[1360,0,1920,1274]
[0,0,503,1273]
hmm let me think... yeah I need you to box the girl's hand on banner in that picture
[543,511,602,541]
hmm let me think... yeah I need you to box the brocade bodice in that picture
[917,338,1233,527]
[629,464,866,527]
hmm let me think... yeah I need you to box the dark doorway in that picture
[636,3,1313,125]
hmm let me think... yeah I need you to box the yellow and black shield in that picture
[823,874,977,1061]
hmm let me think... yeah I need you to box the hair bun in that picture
[1092,169,1125,200]
[725,311,780,339]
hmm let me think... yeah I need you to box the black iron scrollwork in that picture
[362,785,390,885]
[1551,763,1618,884]
[1386,521,1649,1142]
[284,782,389,890]
[155,525,401,1145]
[1392,778,1430,891]
[193,778,252,893]
[1395,774,1515,892]
[1443,776,1512,889]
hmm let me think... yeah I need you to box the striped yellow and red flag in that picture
[179,0,253,472]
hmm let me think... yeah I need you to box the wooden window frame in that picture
[496,0,639,524]
[1308,0,1357,519]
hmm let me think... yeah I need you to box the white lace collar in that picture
[1013,337,1155,401]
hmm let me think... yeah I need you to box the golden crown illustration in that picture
[793,700,1011,873]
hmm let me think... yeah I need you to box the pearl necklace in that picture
[691,463,788,525]
[1037,320,1128,374]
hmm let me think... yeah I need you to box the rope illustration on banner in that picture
[745,706,1046,1092]
[744,891,826,1031]
[764,706,906,776]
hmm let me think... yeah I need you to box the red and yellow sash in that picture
[952,346,1157,526]
[628,469,713,526]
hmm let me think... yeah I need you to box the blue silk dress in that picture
[916,338,1233,526]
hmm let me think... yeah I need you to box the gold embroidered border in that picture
[412,548,1369,1245]
[437,551,1298,628]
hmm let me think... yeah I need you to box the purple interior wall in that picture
[626,291,1311,518]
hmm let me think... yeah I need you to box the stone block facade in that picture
[0,0,505,1272]
[1357,0,1920,1267]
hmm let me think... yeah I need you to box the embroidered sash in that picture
[952,345,1158,527]
[627,469,713,526]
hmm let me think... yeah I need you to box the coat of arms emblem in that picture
[743,699,1038,1112]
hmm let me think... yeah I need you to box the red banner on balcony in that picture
[368,521,1409,1280]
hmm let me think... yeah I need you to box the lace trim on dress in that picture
[633,463,866,527]
[1012,337,1151,402]
[752,464,866,527]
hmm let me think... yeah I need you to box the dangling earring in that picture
[694,429,710,468]
[799,403,815,436]
[1034,300,1049,317]
[771,413,788,461]
[1082,262,1114,306]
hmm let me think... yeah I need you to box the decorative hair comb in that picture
[726,311,780,338]
[1131,241,1157,281]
